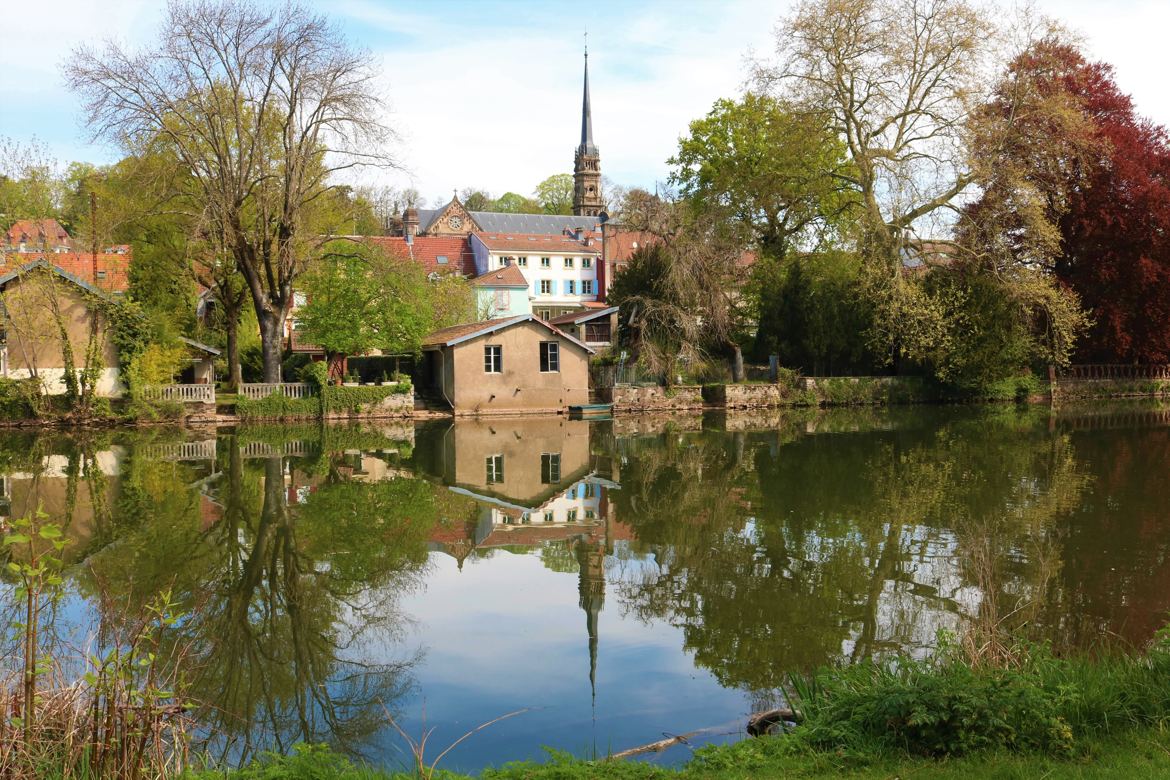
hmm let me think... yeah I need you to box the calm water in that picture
[5,403,1170,773]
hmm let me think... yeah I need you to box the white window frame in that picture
[582,257,592,269]
[540,256,551,268]
[540,341,560,373]
[564,257,574,269]
[539,279,552,295]
[582,280,593,295]
[484,344,502,373]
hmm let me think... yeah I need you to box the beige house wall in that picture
[1,271,122,396]
[446,417,592,504]
[441,321,590,414]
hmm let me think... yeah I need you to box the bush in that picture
[0,377,42,419]
[236,390,320,420]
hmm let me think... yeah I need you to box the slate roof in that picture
[471,212,600,235]
[468,264,530,288]
[475,233,600,254]
[421,314,595,353]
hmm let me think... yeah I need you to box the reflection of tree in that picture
[82,429,435,763]
[612,411,1091,693]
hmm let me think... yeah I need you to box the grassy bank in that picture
[185,631,1170,779]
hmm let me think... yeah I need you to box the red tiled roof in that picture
[366,235,475,275]
[0,250,130,292]
[468,264,529,288]
[422,314,593,353]
[475,232,600,255]
[4,218,72,248]
[602,229,657,266]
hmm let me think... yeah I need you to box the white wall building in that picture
[470,232,603,320]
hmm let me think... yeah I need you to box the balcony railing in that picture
[140,384,215,404]
[239,382,316,400]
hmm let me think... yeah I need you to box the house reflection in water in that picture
[418,417,625,702]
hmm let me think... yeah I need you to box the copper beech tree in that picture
[66,0,395,382]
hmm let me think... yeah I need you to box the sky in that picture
[3,0,1169,208]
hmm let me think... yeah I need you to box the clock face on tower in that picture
[448,216,463,230]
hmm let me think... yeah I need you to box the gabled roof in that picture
[366,235,476,276]
[0,250,131,292]
[468,264,530,288]
[548,306,617,326]
[179,336,221,356]
[0,258,114,300]
[422,314,595,354]
[4,218,72,246]
[473,232,600,255]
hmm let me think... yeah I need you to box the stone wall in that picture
[610,385,704,412]
[323,389,414,420]
[1054,378,1170,400]
[705,383,805,408]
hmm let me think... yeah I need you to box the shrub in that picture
[0,377,43,419]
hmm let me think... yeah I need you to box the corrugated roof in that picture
[468,264,530,288]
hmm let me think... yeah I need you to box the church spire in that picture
[580,43,597,156]
[573,38,603,218]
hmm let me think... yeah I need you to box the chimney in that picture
[403,207,419,240]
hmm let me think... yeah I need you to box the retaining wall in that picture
[609,385,704,412]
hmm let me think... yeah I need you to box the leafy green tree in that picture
[298,242,434,381]
[670,94,854,258]
[459,189,494,212]
[492,191,542,214]
[533,173,573,215]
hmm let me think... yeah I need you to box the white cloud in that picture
[4,0,1170,205]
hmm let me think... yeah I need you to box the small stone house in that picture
[421,314,594,415]
[0,260,124,396]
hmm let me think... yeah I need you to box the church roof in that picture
[471,212,599,235]
[580,50,598,156]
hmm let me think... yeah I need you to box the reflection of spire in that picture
[575,537,605,710]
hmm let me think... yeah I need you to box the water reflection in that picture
[3,405,1170,770]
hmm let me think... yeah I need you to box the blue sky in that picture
[3,0,1168,207]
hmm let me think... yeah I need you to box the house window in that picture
[436,255,449,265]
[538,309,552,320]
[486,454,503,484]
[501,256,512,267]
[582,257,592,269]
[540,257,551,268]
[541,453,561,484]
[584,483,596,498]
[544,511,555,522]
[484,345,502,373]
[585,509,596,520]
[521,512,531,524]
[564,257,574,269]
[517,256,528,267]
[540,341,560,372]
[582,280,593,295]
[494,290,510,310]
[566,509,578,523]
[539,279,552,295]
[565,280,576,295]
[585,321,611,343]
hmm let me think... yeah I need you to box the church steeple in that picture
[573,42,603,218]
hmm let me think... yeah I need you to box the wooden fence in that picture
[1061,364,1170,381]
[141,384,215,404]
[239,382,316,400]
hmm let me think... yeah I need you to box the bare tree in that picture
[66,0,396,382]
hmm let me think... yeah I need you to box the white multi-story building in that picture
[469,232,604,321]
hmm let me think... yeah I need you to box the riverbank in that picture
[181,629,1170,779]
[186,728,1170,778]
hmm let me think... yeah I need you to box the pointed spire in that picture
[580,42,597,156]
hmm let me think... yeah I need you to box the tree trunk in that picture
[258,309,285,383]
[730,343,745,383]
[224,309,242,390]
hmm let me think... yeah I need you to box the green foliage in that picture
[0,377,43,419]
[670,93,855,255]
[533,173,574,215]
[184,743,406,779]
[235,391,321,421]
[491,191,542,214]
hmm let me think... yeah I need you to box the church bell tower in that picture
[573,45,603,218]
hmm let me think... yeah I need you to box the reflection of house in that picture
[0,260,124,396]
[421,315,593,415]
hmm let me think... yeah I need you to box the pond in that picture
[3,402,1170,773]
